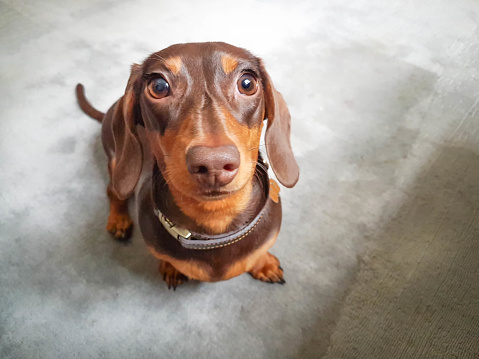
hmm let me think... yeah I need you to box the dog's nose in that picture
[186,145,240,188]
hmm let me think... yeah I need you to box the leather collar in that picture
[154,160,279,250]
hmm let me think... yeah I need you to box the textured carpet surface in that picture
[1,1,478,358]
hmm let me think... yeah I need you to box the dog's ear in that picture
[110,64,144,200]
[260,63,299,188]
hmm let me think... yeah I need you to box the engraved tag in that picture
[269,179,280,203]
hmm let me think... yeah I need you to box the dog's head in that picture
[111,42,299,219]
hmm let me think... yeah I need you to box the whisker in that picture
[248,160,268,173]
[151,53,167,62]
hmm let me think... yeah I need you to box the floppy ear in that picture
[260,64,300,188]
[110,64,143,200]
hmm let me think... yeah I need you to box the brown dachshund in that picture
[76,42,299,289]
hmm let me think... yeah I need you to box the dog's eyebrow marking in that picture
[221,54,238,75]
[164,56,182,75]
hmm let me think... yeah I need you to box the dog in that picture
[76,42,299,289]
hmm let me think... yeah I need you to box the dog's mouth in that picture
[197,189,234,200]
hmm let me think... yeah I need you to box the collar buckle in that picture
[157,210,192,240]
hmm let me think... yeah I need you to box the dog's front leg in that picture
[159,261,189,290]
[249,252,285,284]
[106,184,133,240]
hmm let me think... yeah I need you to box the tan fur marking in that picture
[164,56,182,75]
[221,54,238,75]
[169,183,252,233]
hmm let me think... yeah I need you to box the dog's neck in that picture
[152,163,267,235]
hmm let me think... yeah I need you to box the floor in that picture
[1,0,478,358]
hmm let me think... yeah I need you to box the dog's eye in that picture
[237,73,258,96]
[148,77,170,99]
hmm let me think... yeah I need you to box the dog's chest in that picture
[135,176,282,281]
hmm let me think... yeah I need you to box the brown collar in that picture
[153,162,279,250]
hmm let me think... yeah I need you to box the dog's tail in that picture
[75,83,105,122]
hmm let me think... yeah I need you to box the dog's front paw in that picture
[159,261,188,290]
[249,252,285,284]
[106,213,133,240]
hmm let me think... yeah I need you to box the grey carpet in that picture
[1,0,478,358]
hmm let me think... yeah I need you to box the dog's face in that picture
[139,43,265,202]
[111,42,299,231]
